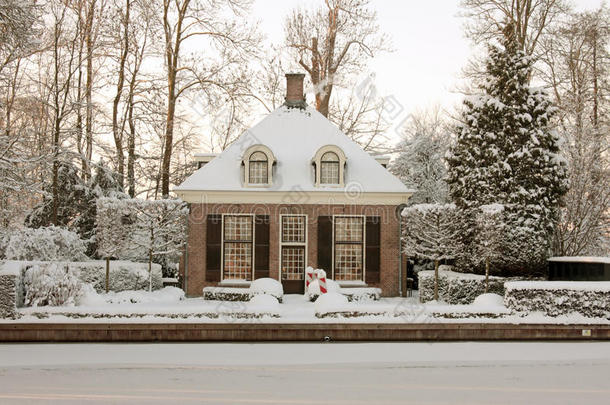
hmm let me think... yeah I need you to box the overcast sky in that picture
[251,0,605,135]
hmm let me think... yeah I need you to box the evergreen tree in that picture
[446,25,568,275]
[26,160,126,256]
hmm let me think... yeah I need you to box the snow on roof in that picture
[175,106,413,194]
[548,256,610,264]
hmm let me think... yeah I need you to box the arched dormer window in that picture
[242,145,275,186]
[320,152,339,184]
[249,151,268,184]
[312,145,346,187]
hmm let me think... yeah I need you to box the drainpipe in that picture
[395,204,408,297]
[184,204,191,295]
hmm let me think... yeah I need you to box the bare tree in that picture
[460,0,568,55]
[284,0,389,118]
[540,7,610,255]
[159,0,259,197]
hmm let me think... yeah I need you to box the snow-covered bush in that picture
[247,294,280,315]
[3,226,88,261]
[23,264,88,307]
[72,261,163,292]
[314,291,349,314]
[505,281,610,318]
[0,261,24,318]
[418,269,511,304]
[249,278,283,302]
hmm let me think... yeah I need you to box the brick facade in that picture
[181,202,402,297]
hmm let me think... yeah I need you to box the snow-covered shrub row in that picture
[23,264,89,307]
[505,281,610,318]
[0,261,24,318]
[341,288,381,302]
[1,226,88,262]
[418,269,511,304]
[72,261,162,293]
[202,286,252,302]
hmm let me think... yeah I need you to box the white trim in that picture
[176,190,412,205]
[312,145,347,187]
[242,144,276,187]
[331,214,366,283]
[220,213,255,282]
[278,214,308,289]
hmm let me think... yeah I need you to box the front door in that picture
[280,215,307,294]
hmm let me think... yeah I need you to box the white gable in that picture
[175,105,413,196]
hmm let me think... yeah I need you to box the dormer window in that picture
[242,145,275,186]
[320,152,340,184]
[248,152,268,184]
[312,145,346,187]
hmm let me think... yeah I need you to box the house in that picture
[174,74,413,296]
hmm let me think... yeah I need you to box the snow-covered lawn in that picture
[4,290,609,324]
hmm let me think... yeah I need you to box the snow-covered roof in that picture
[175,105,413,194]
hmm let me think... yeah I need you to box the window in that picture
[333,216,364,281]
[280,215,307,281]
[320,152,340,184]
[248,151,268,184]
[223,215,253,281]
[312,145,346,187]
[242,145,275,186]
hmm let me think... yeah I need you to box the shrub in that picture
[3,226,88,262]
[23,263,88,307]
[419,269,512,304]
[505,281,610,318]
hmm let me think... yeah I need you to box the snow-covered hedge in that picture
[0,261,24,318]
[202,286,251,302]
[2,226,88,262]
[71,261,162,292]
[419,269,510,304]
[505,281,610,318]
[23,264,88,307]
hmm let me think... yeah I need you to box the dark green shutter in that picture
[317,216,333,275]
[205,214,221,282]
[254,215,270,279]
[365,216,380,283]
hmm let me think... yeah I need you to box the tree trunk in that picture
[127,100,136,197]
[434,259,439,301]
[105,257,110,293]
[148,250,153,292]
[485,257,490,293]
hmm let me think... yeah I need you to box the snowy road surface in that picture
[1,342,609,404]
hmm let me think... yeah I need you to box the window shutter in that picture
[365,216,380,283]
[317,216,333,276]
[254,215,270,279]
[205,214,222,282]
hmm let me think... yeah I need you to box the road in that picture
[0,342,609,404]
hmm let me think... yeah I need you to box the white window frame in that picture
[242,145,275,187]
[220,213,255,282]
[278,214,308,285]
[312,145,347,187]
[331,214,366,283]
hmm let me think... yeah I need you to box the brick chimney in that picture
[284,73,306,108]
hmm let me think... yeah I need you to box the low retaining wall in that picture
[0,323,609,342]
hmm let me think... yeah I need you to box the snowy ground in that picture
[5,292,609,324]
[0,342,609,404]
